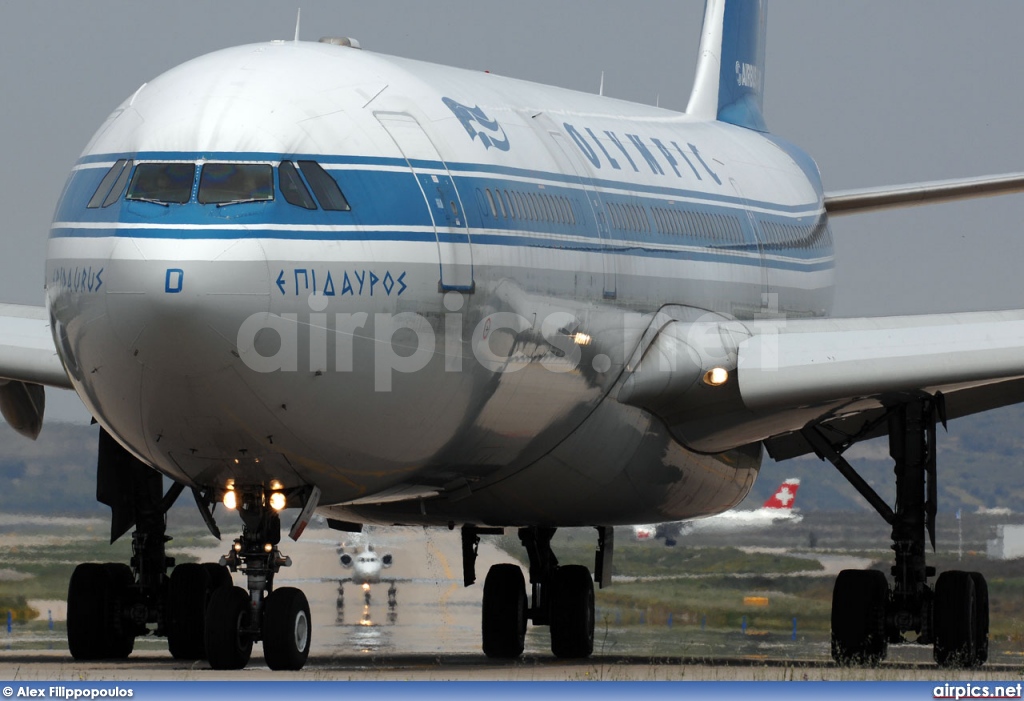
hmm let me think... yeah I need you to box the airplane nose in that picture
[103,236,271,377]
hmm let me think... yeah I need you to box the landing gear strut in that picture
[67,430,191,660]
[206,485,311,671]
[805,396,989,668]
[473,525,611,659]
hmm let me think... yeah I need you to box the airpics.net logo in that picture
[234,291,786,392]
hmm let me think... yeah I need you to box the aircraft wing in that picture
[615,308,1024,460]
[824,172,1024,216]
[0,304,72,439]
[0,304,69,387]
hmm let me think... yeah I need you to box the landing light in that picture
[264,543,273,553]
[223,490,238,510]
[703,367,729,387]
[269,491,286,511]
[362,583,370,591]
[573,332,592,346]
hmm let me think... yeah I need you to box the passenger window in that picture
[88,159,129,209]
[279,161,316,209]
[127,163,195,205]
[502,190,515,219]
[513,192,527,220]
[485,189,498,218]
[199,163,273,205]
[297,161,351,211]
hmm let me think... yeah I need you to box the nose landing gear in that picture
[205,485,311,671]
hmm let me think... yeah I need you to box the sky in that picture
[2,0,1024,421]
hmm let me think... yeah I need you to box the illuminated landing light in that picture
[362,583,371,592]
[269,491,286,511]
[573,332,592,346]
[264,543,273,553]
[703,367,729,387]
[223,490,238,510]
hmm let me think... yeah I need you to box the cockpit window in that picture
[297,161,351,211]
[127,163,195,205]
[87,159,131,209]
[198,163,274,205]
[102,161,134,208]
[278,161,316,210]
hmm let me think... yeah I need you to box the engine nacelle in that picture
[339,553,353,568]
[381,553,393,568]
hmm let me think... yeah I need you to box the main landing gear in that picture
[66,430,316,671]
[67,429,204,661]
[804,396,988,668]
[463,524,613,659]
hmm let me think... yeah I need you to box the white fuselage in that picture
[45,41,832,528]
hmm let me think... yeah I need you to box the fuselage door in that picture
[376,112,474,291]
[728,176,770,298]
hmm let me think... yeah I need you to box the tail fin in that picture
[762,478,799,509]
[686,0,768,132]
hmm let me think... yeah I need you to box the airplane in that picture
[338,542,394,586]
[634,478,801,545]
[2,0,1023,671]
[335,540,397,607]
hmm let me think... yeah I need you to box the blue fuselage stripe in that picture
[52,152,833,272]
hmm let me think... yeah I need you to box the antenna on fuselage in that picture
[598,71,604,97]
[294,8,302,42]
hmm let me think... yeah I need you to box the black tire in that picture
[481,564,527,659]
[831,569,888,666]
[68,563,135,661]
[934,570,977,668]
[205,586,253,670]
[202,563,233,591]
[970,572,989,665]
[68,563,105,660]
[167,563,208,660]
[102,563,136,659]
[262,587,311,671]
[550,565,594,659]
[168,563,233,660]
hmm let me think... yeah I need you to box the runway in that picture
[0,524,1020,681]
[1,652,1023,682]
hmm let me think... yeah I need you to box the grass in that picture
[493,529,1024,645]
[0,530,209,619]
